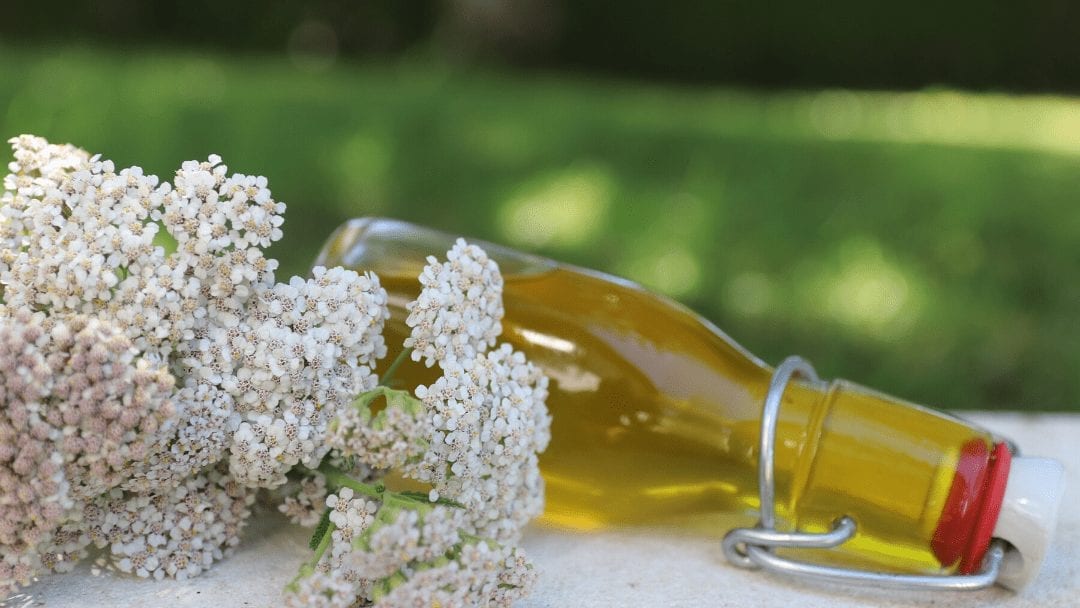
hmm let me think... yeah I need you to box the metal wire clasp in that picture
[721,356,1006,590]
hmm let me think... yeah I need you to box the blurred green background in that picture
[3,2,1080,411]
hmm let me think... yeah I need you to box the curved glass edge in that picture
[314,217,556,279]
[314,217,773,373]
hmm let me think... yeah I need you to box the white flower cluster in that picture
[323,487,379,581]
[285,491,535,608]
[325,240,546,545]
[278,474,330,527]
[292,239,550,606]
[130,383,236,492]
[395,241,549,543]
[3,139,173,357]
[408,344,551,542]
[2,135,553,607]
[329,387,433,472]
[1,135,389,490]
[405,238,504,367]
[0,135,90,279]
[44,466,254,582]
[0,135,389,595]
[96,468,253,581]
[221,266,388,487]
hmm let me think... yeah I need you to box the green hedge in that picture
[4,1,1080,90]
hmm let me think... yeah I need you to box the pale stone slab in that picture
[8,412,1077,607]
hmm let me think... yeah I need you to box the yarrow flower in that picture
[1,135,551,607]
[0,135,393,596]
[279,474,331,527]
[43,314,177,499]
[328,386,433,472]
[284,492,535,608]
[295,238,550,607]
[220,267,388,487]
[86,467,254,581]
[125,383,238,493]
[404,238,504,368]
[0,309,176,592]
[408,344,551,542]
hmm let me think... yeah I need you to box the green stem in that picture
[316,461,384,500]
[380,347,414,387]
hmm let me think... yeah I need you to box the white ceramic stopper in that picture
[992,456,1065,591]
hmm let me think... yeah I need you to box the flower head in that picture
[408,343,551,542]
[84,467,254,581]
[405,238,504,368]
[283,567,357,608]
[124,383,239,493]
[329,387,433,472]
[0,310,177,593]
[279,473,331,527]
[221,268,389,488]
[0,135,91,277]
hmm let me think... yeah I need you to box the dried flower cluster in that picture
[0,308,178,589]
[1,135,551,608]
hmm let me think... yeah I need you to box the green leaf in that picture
[308,507,332,551]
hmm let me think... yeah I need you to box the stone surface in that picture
[9,412,1078,607]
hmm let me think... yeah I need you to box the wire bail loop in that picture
[721,356,1005,590]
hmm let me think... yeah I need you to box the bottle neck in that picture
[780,376,1004,572]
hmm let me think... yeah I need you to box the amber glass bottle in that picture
[315,218,1032,580]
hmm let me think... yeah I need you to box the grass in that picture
[3,45,1080,411]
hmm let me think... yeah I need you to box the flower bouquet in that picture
[0,135,551,607]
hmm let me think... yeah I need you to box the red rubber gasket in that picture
[931,438,991,567]
[958,441,1011,574]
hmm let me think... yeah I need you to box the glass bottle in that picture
[315,217,1062,590]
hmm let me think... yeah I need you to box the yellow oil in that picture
[317,218,996,575]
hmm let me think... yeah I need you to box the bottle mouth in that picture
[930,439,1066,590]
[992,455,1065,590]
